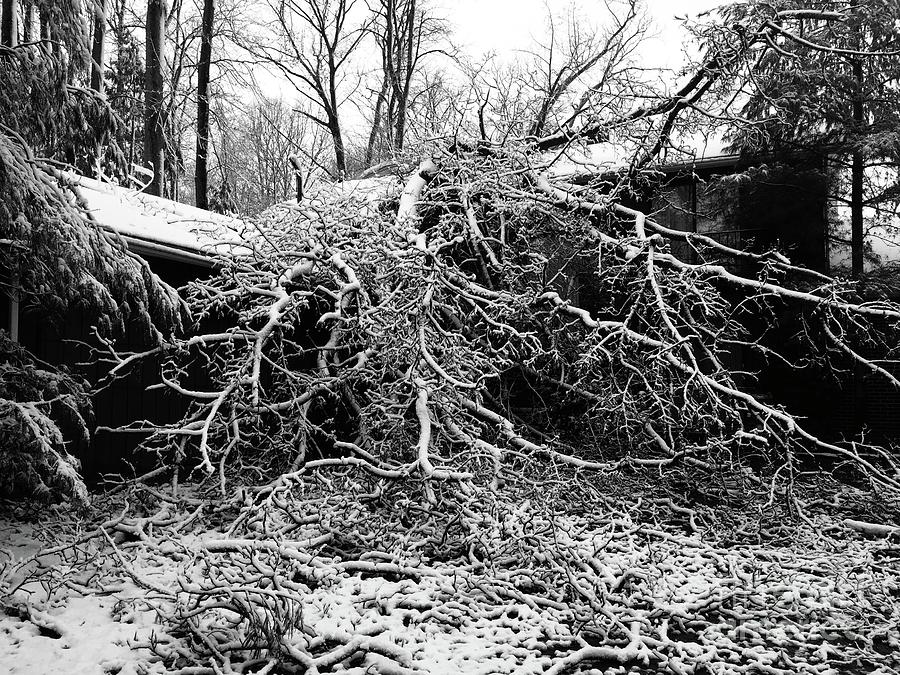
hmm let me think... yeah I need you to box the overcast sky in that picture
[445,0,727,71]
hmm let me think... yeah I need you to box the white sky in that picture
[444,0,728,71]
[255,0,732,147]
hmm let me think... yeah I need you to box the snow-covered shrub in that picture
[0,1,186,504]
[0,332,92,506]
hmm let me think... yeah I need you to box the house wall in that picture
[8,255,214,478]
[652,160,829,273]
[642,159,900,446]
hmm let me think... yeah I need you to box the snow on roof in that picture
[257,173,402,229]
[546,134,734,179]
[297,173,402,208]
[73,175,249,264]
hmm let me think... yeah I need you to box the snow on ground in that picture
[2,494,899,675]
[0,519,161,675]
[1,592,149,675]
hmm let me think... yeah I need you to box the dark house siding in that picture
[651,157,829,273]
[7,253,213,477]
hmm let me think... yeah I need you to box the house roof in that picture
[73,173,404,267]
[74,175,248,267]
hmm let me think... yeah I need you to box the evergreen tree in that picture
[720,0,900,276]
[0,0,185,503]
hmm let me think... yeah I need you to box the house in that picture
[549,150,900,446]
[648,153,829,272]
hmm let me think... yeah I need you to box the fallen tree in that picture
[106,141,900,496]
[97,4,900,499]
[75,3,900,672]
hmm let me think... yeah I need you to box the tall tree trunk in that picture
[851,150,864,277]
[144,0,166,197]
[331,121,346,177]
[366,77,388,165]
[22,0,32,42]
[2,0,17,47]
[393,0,414,152]
[327,64,346,176]
[90,0,107,93]
[39,2,48,42]
[194,0,213,209]
[394,92,408,151]
[851,58,865,278]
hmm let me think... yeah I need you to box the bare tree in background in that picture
[245,0,369,177]
[364,0,447,164]
[208,94,327,215]
[449,1,647,147]
[402,68,467,144]
[524,0,647,138]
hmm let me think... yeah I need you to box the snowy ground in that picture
[2,483,899,675]
[0,518,155,675]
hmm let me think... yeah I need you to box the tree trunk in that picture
[327,56,346,176]
[39,2,48,42]
[90,0,107,94]
[851,58,865,278]
[366,77,389,166]
[331,121,346,177]
[194,0,213,210]
[144,0,167,197]
[2,0,17,47]
[851,150,864,277]
[22,0,32,42]
[393,0,414,152]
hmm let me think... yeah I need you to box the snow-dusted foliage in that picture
[0,144,186,337]
[0,45,185,336]
[0,1,186,501]
[0,334,92,506]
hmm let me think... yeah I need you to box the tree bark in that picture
[851,150,864,278]
[327,51,346,176]
[90,0,107,94]
[330,121,346,177]
[21,0,31,42]
[393,0,415,151]
[2,0,17,47]
[851,58,865,278]
[144,0,167,197]
[194,0,213,210]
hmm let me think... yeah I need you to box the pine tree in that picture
[0,0,185,503]
[721,0,900,276]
